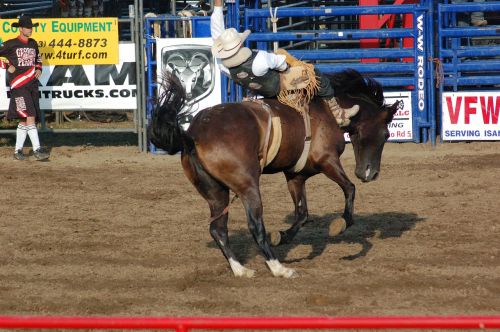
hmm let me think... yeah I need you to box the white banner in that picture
[385,91,413,141]
[442,91,500,141]
[0,43,136,110]
[345,91,413,142]
[156,38,221,129]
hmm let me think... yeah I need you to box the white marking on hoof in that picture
[229,258,255,278]
[266,259,298,278]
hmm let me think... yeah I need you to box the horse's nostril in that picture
[372,171,379,180]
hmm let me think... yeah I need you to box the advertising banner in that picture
[156,37,221,129]
[0,18,119,65]
[344,91,413,142]
[385,91,413,141]
[442,92,500,141]
[0,43,136,110]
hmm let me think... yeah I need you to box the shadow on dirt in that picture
[280,211,425,263]
[208,212,425,264]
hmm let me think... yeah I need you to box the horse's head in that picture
[347,99,399,182]
[330,70,399,182]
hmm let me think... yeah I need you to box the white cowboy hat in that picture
[212,28,251,59]
[221,47,252,68]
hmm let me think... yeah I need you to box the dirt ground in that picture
[0,135,499,320]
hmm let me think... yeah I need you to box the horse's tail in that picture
[148,71,188,155]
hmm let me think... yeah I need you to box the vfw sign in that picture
[442,92,500,141]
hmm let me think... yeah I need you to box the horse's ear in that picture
[385,100,400,123]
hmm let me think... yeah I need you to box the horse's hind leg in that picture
[270,173,309,246]
[237,185,297,278]
[181,153,255,278]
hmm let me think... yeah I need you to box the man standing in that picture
[0,15,49,161]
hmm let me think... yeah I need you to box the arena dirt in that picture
[0,140,499,320]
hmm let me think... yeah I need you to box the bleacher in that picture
[0,0,57,18]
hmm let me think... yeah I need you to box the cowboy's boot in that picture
[326,97,360,127]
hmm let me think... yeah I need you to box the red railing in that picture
[1,316,500,330]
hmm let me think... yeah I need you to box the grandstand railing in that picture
[1,316,500,330]
[438,2,500,88]
[0,0,57,18]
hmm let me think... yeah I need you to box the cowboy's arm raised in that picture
[210,1,231,76]
[210,1,224,41]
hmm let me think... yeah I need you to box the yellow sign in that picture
[0,18,119,65]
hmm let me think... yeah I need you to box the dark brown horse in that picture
[150,69,399,278]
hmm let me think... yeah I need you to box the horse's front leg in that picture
[270,173,309,246]
[320,157,356,232]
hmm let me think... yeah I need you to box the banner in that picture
[156,38,221,129]
[0,43,136,110]
[385,91,413,141]
[345,91,413,142]
[442,91,500,141]
[0,18,119,65]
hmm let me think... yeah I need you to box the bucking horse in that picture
[149,69,399,278]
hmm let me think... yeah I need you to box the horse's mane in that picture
[326,69,384,107]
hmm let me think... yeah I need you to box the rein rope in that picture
[269,5,279,52]
[208,194,239,224]
[430,57,444,88]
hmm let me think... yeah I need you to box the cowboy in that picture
[210,0,359,126]
[0,15,50,160]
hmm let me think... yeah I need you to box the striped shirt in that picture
[0,36,42,89]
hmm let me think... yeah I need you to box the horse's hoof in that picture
[269,231,282,246]
[329,218,347,236]
[283,268,299,279]
[229,258,256,278]
[266,259,298,278]
[233,267,256,278]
